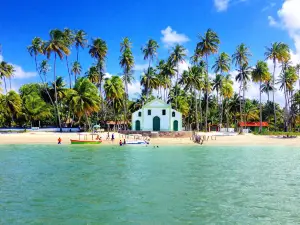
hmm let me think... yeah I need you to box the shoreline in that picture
[0,132,299,147]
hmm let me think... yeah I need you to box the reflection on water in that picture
[1,145,300,224]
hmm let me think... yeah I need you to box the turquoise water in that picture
[1,145,300,224]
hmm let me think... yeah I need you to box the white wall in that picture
[132,108,182,131]
[142,108,170,131]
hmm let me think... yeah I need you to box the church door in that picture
[153,116,160,131]
[173,120,178,131]
[135,120,141,131]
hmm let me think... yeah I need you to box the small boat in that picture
[70,140,102,144]
[70,133,102,145]
[126,140,149,145]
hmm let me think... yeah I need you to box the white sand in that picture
[0,132,299,147]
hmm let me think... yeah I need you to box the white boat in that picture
[126,140,149,145]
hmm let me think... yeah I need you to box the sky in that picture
[0,0,299,105]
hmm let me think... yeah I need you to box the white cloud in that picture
[12,64,36,79]
[270,0,300,59]
[268,16,278,27]
[214,0,230,11]
[229,69,285,106]
[178,60,190,75]
[262,2,276,12]
[134,64,149,71]
[214,0,248,12]
[0,54,36,79]
[161,26,189,47]
[128,81,142,98]
[104,72,112,79]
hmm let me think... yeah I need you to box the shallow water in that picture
[1,145,300,224]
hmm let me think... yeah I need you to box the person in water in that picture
[58,137,62,144]
[119,140,123,146]
[123,139,126,145]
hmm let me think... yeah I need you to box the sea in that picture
[1,144,300,224]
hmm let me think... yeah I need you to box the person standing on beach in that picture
[58,137,62,144]
[111,133,115,142]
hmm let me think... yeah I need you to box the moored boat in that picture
[70,133,102,145]
[70,140,102,144]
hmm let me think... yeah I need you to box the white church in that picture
[132,99,182,131]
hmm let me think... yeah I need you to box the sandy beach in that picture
[0,132,299,147]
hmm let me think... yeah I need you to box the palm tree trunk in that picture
[77,48,79,62]
[66,56,72,89]
[199,90,202,130]
[220,95,224,130]
[3,77,7,93]
[243,80,246,130]
[54,53,62,132]
[205,54,209,132]
[9,78,11,90]
[194,88,199,131]
[124,74,128,129]
[175,63,179,110]
[272,60,277,130]
[85,111,91,131]
[239,72,243,133]
[259,80,262,133]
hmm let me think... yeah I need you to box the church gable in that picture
[143,99,170,108]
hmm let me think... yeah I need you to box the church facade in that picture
[131,99,182,131]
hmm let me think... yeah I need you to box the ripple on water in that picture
[1,145,300,224]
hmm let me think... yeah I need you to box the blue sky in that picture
[0,0,299,103]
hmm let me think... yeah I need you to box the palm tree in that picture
[265,42,290,129]
[228,93,241,129]
[196,29,220,131]
[0,61,9,93]
[261,78,274,102]
[221,75,233,131]
[180,66,203,130]
[243,100,259,124]
[63,28,75,88]
[142,39,159,70]
[88,38,108,112]
[142,39,159,97]
[1,90,22,126]
[119,37,134,127]
[232,43,251,132]
[71,61,82,82]
[104,76,125,123]
[157,60,175,101]
[23,93,52,127]
[212,52,231,74]
[74,30,88,61]
[6,64,14,90]
[85,66,99,85]
[212,52,231,127]
[168,44,186,109]
[27,37,44,72]
[141,67,159,97]
[44,29,70,131]
[251,61,271,132]
[38,60,55,106]
[67,78,100,130]
[277,65,297,131]
[295,64,300,90]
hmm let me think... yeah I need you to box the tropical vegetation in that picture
[0,28,299,133]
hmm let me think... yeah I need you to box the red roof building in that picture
[238,122,269,127]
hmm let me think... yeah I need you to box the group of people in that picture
[57,132,128,145]
[119,139,126,146]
